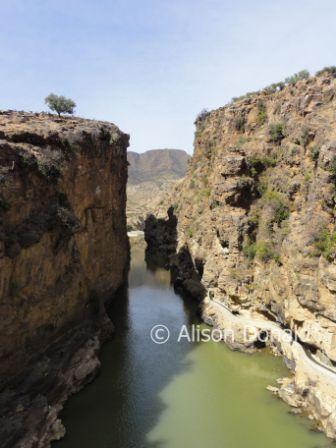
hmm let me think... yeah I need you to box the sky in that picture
[1,0,336,153]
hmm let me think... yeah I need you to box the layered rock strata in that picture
[145,70,336,438]
[0,111,129,447]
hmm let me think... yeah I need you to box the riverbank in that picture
[202,294,336,439]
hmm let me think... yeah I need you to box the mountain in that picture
[128,149,189,184]
[127,149,189,229]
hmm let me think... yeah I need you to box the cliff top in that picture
[196,69,336,127]
[0,110,129,151]
[0,111,129,185]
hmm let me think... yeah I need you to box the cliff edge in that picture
[0,111,129,447]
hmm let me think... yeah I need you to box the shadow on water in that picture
[54,237,201,448]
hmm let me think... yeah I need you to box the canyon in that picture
[3,68,336,447]
[0,111,129,447]
[145,68,336,439]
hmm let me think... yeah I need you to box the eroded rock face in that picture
[145,72,336,438]
[0,111,129,447]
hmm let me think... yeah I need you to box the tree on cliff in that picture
[45,93,76,117]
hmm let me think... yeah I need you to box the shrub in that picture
[273,103,281,115]
[264,82,285,94]
[243,240,278,262]
[315,228,336,261]
[300,127,310,147]
[263,190,289,224]
[256,242,279,262]
[236,136,250,146]
[248,155,276,176]
[273,202,290,224]
[316,66,336,78]
[284,70,310,85]
[304,172,312,183]
[275,81,285,91]
[263,85,276,95]
[210,199,220,209]
[243,240,257,260]
[45,93,76,116]
[232,91,258,102]
[269,123,284,143]
[234,116,246,132]
[310,145,319,162]
[196,108,209,122]
[329,156,336,176]
[37,160,60,179]
[257,100,267,125]
[187,228,193,238]
[18,153,36,169]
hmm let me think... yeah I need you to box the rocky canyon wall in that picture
[145,70,336,438]
[0,111,129,447]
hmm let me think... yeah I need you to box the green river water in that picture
[55,238,333,448]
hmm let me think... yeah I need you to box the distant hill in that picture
[127,149,190,229]
[127,149,190,185]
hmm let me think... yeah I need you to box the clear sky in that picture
[1,0,335,153]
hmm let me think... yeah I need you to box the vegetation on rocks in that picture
[315,228,336,261]
[196,108,209,122]
[231,69,311,103]
[328,156,336,177]
[316,66,336,77]
[257,100,267,125]
[309,146,320,162]
[248,155,277,176]
[269,123,285,143]
[243,239,279,263]
[284,70,310,85]
[234,115,246,132]
[45,93,76,116]
[262,190,290,225]
[300,127,311,147]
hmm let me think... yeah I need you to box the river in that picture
[55,237,332,448]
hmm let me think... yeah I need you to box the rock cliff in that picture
[145,69,336,438]
[0,111,129,447]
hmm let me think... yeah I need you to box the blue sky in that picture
[1,0,335,153]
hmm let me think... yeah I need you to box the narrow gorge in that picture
[3,70,336,448]
[145,69,336,439]
[0,111,129,447]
